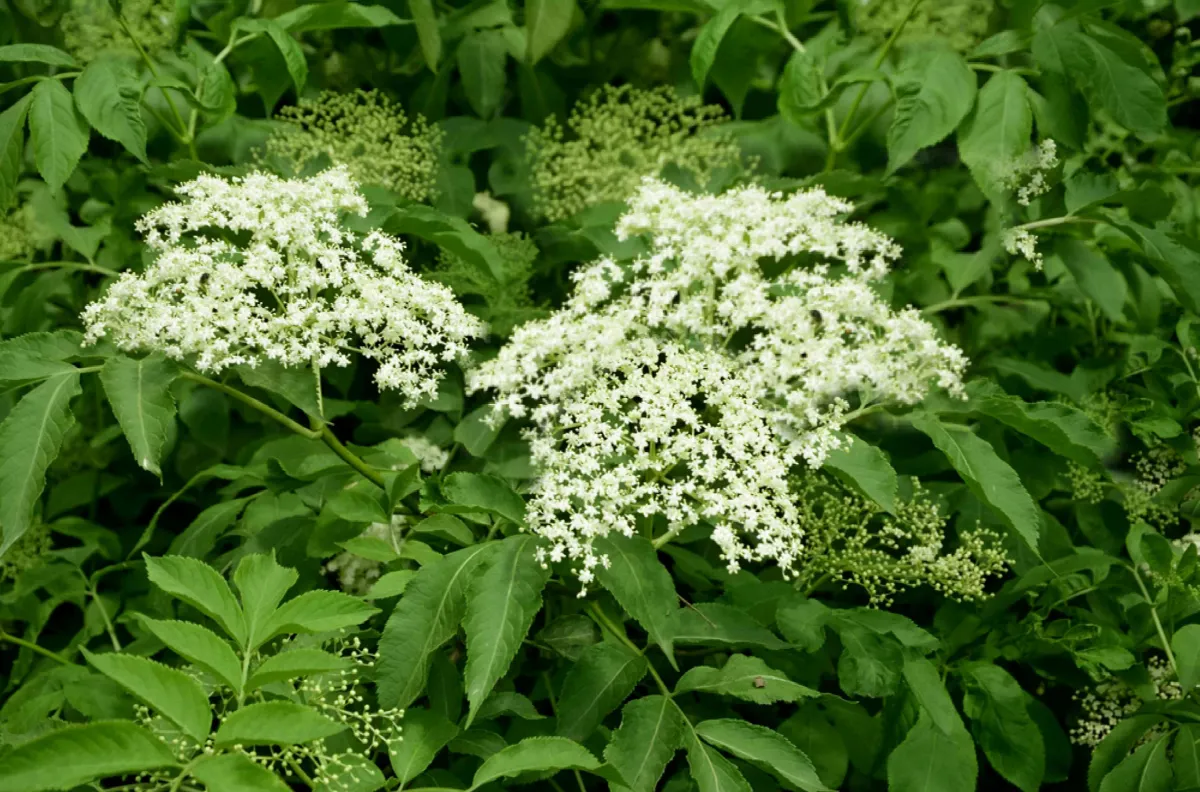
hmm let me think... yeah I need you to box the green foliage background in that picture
[1,0,1199,790]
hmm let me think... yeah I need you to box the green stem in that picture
[1015,215,1100,230]
[0,629,70,665]
[803,572,832,597]
[826,0,923,170]
[1131,565,1179,676]
[1,261,120,277]
[180,371,321,440]
[310,417,387,490]
[920,294,1043,314]
[0,71,80,96]
[586,603,673,699]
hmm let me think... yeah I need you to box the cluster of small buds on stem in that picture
[1071,656,1182,747]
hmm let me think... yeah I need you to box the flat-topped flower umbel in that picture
[82,167,484,406]
[470,179,968,590]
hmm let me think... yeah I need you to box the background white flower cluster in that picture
[82,167,484,405]
[470,178,969,588]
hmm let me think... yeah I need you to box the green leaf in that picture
[73,56,149,163]
[669,603,788,650]
[238,19,307,94]
[676,654,816,705]
[367,570,415,599]
[886,47,976,174]
[479,691,545,721]
[28,78,90,192]
[593,534,679,663]
[236,359,323,419]
[695,719,829,792]
[1173,624,1200,690]
[1056,27,1166,138]
[0,44,77,67]
[555,641,647,741]
[957,70,1031,197]
[409,0,441,71]
[1175,724,1200,788]
[247,648,350,688]
[0,721,177,792]
[690,4,742,88]
[388,707,460,785]
[687,738,752,792]
[234,553,299,649]
[145,555,247,645]
[888,713,978,792]
[1098,734,1173,792]
[190,753,290,791]
[136,617,243,691]
[1104,215,1200,315]
[821,436,898,512]
[835,625,902,698]
[261,589,378,640]
[778,704,849,790]
[440,472,526,525]
[471,736,600,789]
[458,29,508,118]
[1089,714,1167,792]
[99,354,178,477]
[377,543,496,709]
[526,0,575,64]
[463,534,550,723]
[902,657,963,735]
[0,371,81,557]
[605,696,683,792]
[909,412,1041,552]
[83,649,213,742]
[958,380,1115,466]
[0,93,32,209]
[1056,238,1127,322]
[775,596,830,652]
[385,204,509,283]
[214,701,346,747]
[777,50,823,123]
[962,664,1045,792]
[273,2,407,32]
[455,404,505,457]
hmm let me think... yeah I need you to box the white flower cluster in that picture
[469,179,968,590]
[81,167,484,405]
[998,140,1059,207]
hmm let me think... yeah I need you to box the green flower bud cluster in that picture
[525,84,744,222]
[0,203,53,262]
[795,474,1009,606]
[434,231,544,337]
[0,524,51,583]
[855,0,995,53]
[60,0,180,63]
[264,90,443,203]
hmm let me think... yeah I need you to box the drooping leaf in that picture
[135,616,243,691]
[821,436,898,512]
[387,707,459,785]
[1056,238,1127,322]
[0,721,176,792]
[0,93,32,209]
[690,4,742,88]
[74,56,149,163]
[99,354,178,477]
[458,29,508,119]
[556,641,647,741]
[957,70,1032,197]
[273,2,407,32]
[190,753,290,791]
[605,696,684,792]
[686,738,752,792]
[1173,624,1200,690]
[887,47,976,173]
[408,0,441,71]
[902,657,963,735]
[962,663,1045,792]
[1174,724,1200,788]
[668,603,788,650]
[888,713,978,792]
[376,543,496,709]
[28,78,90,192]
[144,555,247,645]
[247,648,351,688]
[0,43,78,67]
[593,534,679,663]
[0,371,81,557]
[909,412,1041,552]
[1089,714,1168,792]
[676,654,817,705]
[261,590,378,640]
[237,19,307,94]
[463,534,550,723]
[1097,734,1173,792]
[695,719,829,792]
[471,736,600,789]
[1056,26,1166,138]
[213,701,346,747]
[84,650,213,742]
[526,0,576,64]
